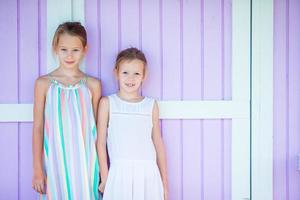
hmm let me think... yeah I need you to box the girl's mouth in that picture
[125,83,135,87]
[65,61,75,64]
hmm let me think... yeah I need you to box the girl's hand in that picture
[32,170,46,194]
[98,180,106,193]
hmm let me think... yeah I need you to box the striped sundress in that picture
[41,76,100,200]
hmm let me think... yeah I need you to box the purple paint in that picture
[120,0,140,50]
[181,0,202,199]
[0,124,19,200]
[200,1,205,198]
[118,0,121,51]
[85,0,100,78]
[202,0,223,199]
[97,0,101,79]
[99,0,119,95]
[159,0,163,100]
[285,1,290,199]
[286,0,300,199]
[273,0,289,198]
[274,0,300,199]
[139,0,161,99]
[0,1,18,199]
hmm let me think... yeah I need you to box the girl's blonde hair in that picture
[115,47,147,74]
[52,22,87,50]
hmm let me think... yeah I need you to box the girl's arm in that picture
[87,77,102,121]
[152,101,169,199]
[32,76,49,194]
[96,97,109,193]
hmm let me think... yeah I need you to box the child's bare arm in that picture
[96,97,110,192]
[32,76,49,194]
[152,101,169,199]
[87,77,102,121]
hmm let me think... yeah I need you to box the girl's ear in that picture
[83,45,88,54]
[142,67,148,81]
[113,68,119,80]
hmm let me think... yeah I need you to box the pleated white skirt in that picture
[103,160,164,200]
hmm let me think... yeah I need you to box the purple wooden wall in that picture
[0,0,46,199]
[85,1,232,200]
[274,0,300,199]
[0,0,269,200]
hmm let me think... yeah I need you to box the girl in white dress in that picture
[97,47,168,200]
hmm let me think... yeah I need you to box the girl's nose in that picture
[128,75,135,80]
[66,51,73,57]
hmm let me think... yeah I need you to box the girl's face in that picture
[115,59,146,95]
[54,33,86,69]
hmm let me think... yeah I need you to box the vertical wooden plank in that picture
[120,0,140,49]
[19,0,38,198]
[202,0,223,199]
[161,0,182,199]
[181,0,202,200]
[0,1,18,103]
[0,124,18,199]
[99,0,119,95]
[40,0,47,76]
[288,0,300,198]
[18,0,40,199]
[0,0,18,199]
[85,0,100,77]
[223,120,232,200]
[223,1,232,199]
[140,0,161,99]
[19,0,39,103]
[273,0,288,199]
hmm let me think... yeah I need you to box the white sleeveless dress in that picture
[103,94,164,200]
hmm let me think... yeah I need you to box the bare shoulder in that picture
[152,99,160,117]
[152,99,159,111]
[86,75,101,91]
[35,75,51,94]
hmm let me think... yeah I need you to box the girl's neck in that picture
[117,91,143,101]
[56,66,83,77]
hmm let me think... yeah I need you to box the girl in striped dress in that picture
[32,22,101,200]
[97,48,169,200]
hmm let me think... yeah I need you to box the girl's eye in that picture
[61,48,67,51]
[134,73,141,75]
[73,49,80,52]
[122,71,128,74]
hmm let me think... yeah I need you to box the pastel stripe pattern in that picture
[41,78,100,200]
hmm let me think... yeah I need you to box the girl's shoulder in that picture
[35,75,52,94]
[85,75,101,92]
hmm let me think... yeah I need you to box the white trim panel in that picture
[159,101,249,119]
[0,101,249,122]
[252,0,273,199]
[232,0,251,199]
[47,0,85,73]
[0,104,33,122]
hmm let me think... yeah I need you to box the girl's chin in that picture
[61,63,78,68]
